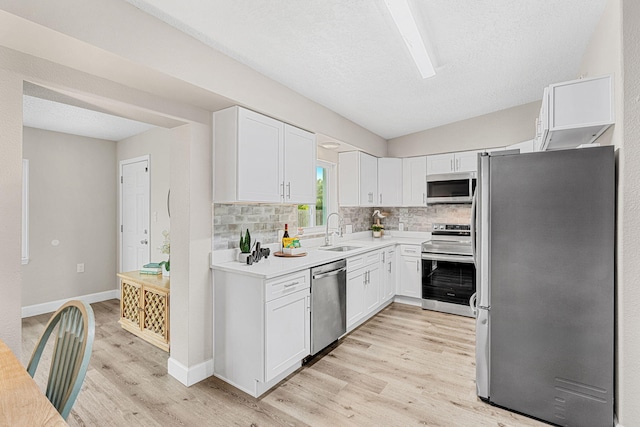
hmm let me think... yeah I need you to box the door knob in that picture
[140,239,148,245]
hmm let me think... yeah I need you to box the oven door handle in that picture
[421,253,475,264]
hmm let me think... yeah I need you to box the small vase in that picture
[238,252,251,264]
[373,231,382,238]
[162,263,170,277]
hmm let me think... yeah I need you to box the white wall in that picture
[387,101,540,157]
[117,127,171,269]
[21,127,117,306]
[168,123,213,384]
[620,1,640,424]
[0,69,24,355]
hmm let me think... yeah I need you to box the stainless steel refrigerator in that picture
[473,146,614,427]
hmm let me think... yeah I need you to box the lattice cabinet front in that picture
[118,272,170,352]
[142,288,169,343]
[121,281,141,326]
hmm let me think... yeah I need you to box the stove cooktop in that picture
[422,223,473,256]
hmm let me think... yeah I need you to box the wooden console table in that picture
[117,271,170,352]
[0,340,66,426]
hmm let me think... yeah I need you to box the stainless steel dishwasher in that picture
[310,259,347,355]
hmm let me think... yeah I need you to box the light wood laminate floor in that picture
[21,300,549,426]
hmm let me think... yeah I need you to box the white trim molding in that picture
[168,357,214,387]
[21,289,119,318]
[21,159,29,265]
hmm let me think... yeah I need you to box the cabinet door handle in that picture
[416,260,420,271]
[280,182,285,198]
[423,193,426,204]
[286,182,291,199]
[388,262,392,273]
[450,159,454,171]
[379,194,382,204]
[382,253,385,263]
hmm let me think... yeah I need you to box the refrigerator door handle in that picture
[476,307,490,399]
[470,190,478,267]
[469,292,477,317]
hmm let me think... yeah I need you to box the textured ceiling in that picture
[23,95,156,141]
[125,0,606,140]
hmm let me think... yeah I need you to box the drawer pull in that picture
[283,281,300,288]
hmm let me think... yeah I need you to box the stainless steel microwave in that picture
[426,172,477,204]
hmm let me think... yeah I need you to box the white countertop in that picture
[211,233,428,280]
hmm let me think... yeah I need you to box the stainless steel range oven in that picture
[421,223,475,317]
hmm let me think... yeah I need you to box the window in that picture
[22,159,29,265]
[298,160,335,231]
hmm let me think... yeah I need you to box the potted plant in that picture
[238,229,252,263]
[159,230,170,277]
[371,224,383,238]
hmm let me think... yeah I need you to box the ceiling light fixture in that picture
[383,0,436,79]
[320,142,340,150]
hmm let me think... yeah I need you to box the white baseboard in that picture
[22,289,120,318]
[168,357,214,387]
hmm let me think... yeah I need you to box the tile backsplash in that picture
[375,205,472,232]
[213,204,297,250]
[213,203,472,249]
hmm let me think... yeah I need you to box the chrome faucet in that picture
[325,212,343,246]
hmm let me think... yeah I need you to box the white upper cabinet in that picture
[339,151,378,207]
[213,106,316,204]
[402,156,427,206]
[283,125,316,204]
[427,150,480,175]
[539,75,614,151]
[455,150,481,172]
[426,153,454,175]
[377,158,402,207]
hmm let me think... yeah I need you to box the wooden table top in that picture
[0,340,67,426]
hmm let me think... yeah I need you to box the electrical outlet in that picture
[399,222,404,231]
[77,263,85,273]
[345,224,353,234]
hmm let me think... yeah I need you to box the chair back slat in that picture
[47,309,77,406]
[27,301,95,420]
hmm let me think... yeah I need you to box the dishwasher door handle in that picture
[312,268,346,280]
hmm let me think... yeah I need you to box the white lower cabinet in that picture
[381,247,396,302]
[347,250,383,330]
[364,264,381,312]
[346,268,366,327]
[213,269,310,397]
[265,288,311,382]
[398,245,422,298]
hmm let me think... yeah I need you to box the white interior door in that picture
[121,157,150,272]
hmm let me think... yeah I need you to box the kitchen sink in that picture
[319,245,362,252]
